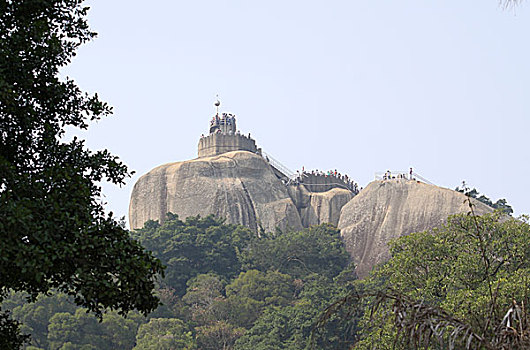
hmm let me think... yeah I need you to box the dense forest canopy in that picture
[7,210,528,349]
[3,216,359,349]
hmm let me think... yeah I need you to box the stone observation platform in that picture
[198,105,261,158]
[293,171,358,194]
[196,100,358,195]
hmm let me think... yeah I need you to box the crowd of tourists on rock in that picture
[291,167,359,194]
[382,168,415,181]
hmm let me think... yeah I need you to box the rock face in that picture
[129,151,304,232]
[287,185,353,227]
[305,189,353,226]
[337,179,493,278]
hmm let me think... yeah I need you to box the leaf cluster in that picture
[455,181,513,215]
[131,214,254,296]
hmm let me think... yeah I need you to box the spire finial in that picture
[214,94,221,115]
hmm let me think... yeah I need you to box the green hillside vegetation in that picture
[4,215,358,349]
[5,210,529,349]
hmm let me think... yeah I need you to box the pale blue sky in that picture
[63,1,530,224]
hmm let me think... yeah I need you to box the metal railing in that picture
[374,170,433,185]
[261,151,296,179]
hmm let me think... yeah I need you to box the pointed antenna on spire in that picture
[214,94,221,116]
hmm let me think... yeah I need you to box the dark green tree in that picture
[225,270,295,328]
[46,308,144,350]
[226,270,295,308]
[0,311,28,350]
[235,274,356,350]
[234,301,316,350]
[133,318,196,350]
[47,309,106,349]
[0,0,164,345]
[240,224,352,280]
[2,291,146,349]
[132,214,255,295]
[9,292,77,348]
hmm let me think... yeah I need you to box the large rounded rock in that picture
[338,179,493,278]
[301,188,354,227]
[129,151,303,232]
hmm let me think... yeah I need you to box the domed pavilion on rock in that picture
[196,99,358,194]
[198,100,261,158]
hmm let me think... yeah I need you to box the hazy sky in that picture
[63,0,530,225]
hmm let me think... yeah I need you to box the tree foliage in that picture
[133,318,195,350]
[10,292,76,348]
[2,292,145,350]
[236,274,357,350]
[0,309,29,350]
[131,217,356,349]
[3,216,356,349]
[240,223,352,280]
[132,214,254,296]
[456,181,513,215]
[0,0,164,346]
[318,212,530,349]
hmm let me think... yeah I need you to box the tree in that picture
[226,270,295,308]
[240,224,352,281]
[183,274,227,325]
[0,0,164,345]
[225,270,295,328]
[132,214,254,295]
[9,292,77,348]
[47,309,106,350]
[99,311,145,350]
[234,274,357,350]
[2,291,145,349]
[234,300,315,350]
[196,321,245,350]
[455,181,513,215]
[133,318,196,350]
[318,212,530,349]
[0,311,28,350]
[148,287,191,320]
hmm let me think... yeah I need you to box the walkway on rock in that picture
[261,151,359,194]
[374,170,433,185]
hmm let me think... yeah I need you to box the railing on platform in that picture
[374,170,433,185]
[261,151,296,179]
[261,152,359,193]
